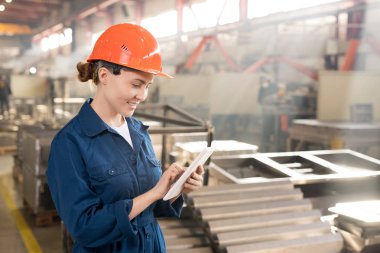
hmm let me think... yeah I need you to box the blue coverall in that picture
[46,99,183,253]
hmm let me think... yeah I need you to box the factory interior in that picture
[0,0,380,252]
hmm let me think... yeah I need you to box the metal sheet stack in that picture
[158,217,214,253]
[16,124,58,224]
[186,181,344,253]
[329,201,380,253]
[171,140,258,166]
[0,120,17,154]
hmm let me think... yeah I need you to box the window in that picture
[141,10,177,38]
[183,0,239,32]
[248,0,341,18]
[41,28,72,52]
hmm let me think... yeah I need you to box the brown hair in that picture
[77,62,96,83]
[76,61,137,84]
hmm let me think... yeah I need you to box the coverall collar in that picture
[78,98,109,137]
[78,98,149,139]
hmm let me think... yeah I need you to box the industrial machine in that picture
[258,81,316,152]
[287,119,380,158]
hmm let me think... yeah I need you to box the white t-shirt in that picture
[111,119,134,149]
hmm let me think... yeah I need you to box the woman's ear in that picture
[98,67,109,84]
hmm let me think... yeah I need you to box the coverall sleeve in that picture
[46,134,138,248]
[153,196,184,218]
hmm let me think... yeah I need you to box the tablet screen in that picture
[163,147,214,201]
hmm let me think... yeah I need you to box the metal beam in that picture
[208,210,322,234]
[148,126,211,135]
[190,188,303,208]
[133,112,202,127]
[277,56,319,81]
[218,221,331,246]
[188,180,293,197]
[183,35,240,71]
[239,0,248,21]
[226,234,343,253]
[200,199,312,220]
[340,39,360,71]
[0,23,32,35]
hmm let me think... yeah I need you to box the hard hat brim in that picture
[157,71,174,79]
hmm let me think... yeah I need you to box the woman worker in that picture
[46,23,204,253]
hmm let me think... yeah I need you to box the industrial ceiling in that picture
[0,0,119,62]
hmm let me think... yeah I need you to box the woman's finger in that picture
[190,172,203,182]
[173,163,184,174]
[187,176,202,186]
[196,165,204,175]
[167,163,184,182]
[183,183,198,191]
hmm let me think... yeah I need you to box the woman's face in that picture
[101,68,154,117]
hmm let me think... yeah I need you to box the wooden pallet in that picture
[23,199,59,227]
[0,145,17,155]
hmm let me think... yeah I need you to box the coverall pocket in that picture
[88,163,134,199]
[88,164,129,182]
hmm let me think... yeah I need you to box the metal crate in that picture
[22,164,56,213]
[19,129,57,176]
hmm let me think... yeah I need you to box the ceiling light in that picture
[5,0,12,3]
[0,5,5,11]
[29,67,37,75]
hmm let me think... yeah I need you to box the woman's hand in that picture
[152,163,184,200]
[182,165,204,194]
[129,163,184,220]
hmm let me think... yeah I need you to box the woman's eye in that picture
[131,82,149,89]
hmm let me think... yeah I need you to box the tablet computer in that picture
[163,147,214,201]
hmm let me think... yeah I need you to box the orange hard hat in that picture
[87,23,172,78]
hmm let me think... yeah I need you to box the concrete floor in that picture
[0,154,62,253]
